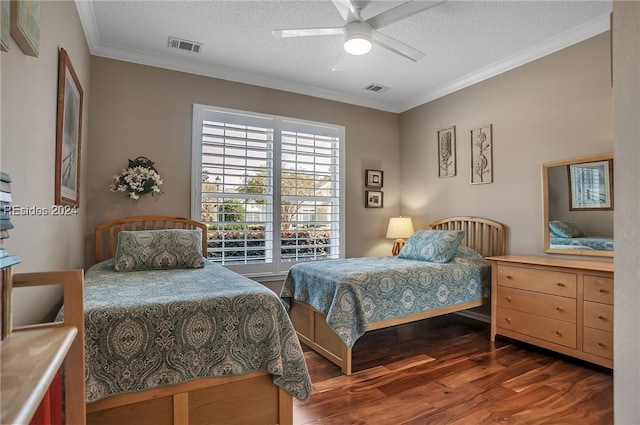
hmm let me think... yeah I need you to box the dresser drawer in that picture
[496,307,577,348]
[583,327,613,360]
[584,275,613,304]
[497,265,577,298]
[496,286,576,323]
[584,301,614,332]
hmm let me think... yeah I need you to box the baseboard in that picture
[454,310,491,324]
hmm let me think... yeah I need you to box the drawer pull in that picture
[506,275,513,280]
[505,318,511,324]
[505,297,512,302]
[555,331,562,336]
[599,288,609,293]
[556,307,564,312]
[599,315,607,321]
[598,342,606,347]
[556,282,566,287]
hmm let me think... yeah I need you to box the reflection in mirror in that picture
[542,153,613,258]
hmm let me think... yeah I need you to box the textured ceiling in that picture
[76,0,612,112]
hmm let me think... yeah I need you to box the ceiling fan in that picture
[272,0,446,71]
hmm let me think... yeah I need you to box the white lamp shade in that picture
[386,217,415,239]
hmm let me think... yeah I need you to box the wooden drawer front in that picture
[497,265,576,298]
[584,301,614,332]
[583,327,613,360]
[496,307,576,348]
[496,286,576,323]
[584,275,614,304]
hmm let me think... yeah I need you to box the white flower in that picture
[110,162,163,201]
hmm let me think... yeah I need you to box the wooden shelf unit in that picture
[488,255,614,369]
[0,270,85,425]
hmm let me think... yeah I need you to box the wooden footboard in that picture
[290,298,487,375]
[86,372,292,425]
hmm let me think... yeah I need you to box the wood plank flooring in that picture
[294,314,613,425]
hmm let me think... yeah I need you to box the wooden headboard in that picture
[429,216,506,258]
[94,215,208,263]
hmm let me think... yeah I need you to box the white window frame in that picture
[191,104,345,278]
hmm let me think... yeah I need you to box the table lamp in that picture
[386,216,415,256]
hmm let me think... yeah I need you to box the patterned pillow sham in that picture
[114,229,206,272]
[549,220,585,238]
[398,230,465,263]
[454,245,483,260]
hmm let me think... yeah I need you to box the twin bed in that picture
[60,215,505,424]
[60,216,312,425]
[281,216,506,374]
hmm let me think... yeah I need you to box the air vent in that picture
[363,83,390,94]
[168,36,202,53]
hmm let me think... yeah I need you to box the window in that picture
[192,104,345,276]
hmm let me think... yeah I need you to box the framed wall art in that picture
[1,0,9,52]
[470,124,493,184]
[437,126,456,178]
[55,48,83,207]
[365,190,383,208]
[568,159,613,210]
[365,169,383,188]
[9,0,40,56]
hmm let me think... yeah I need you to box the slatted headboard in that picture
[428,216,506,257]
[94,215,208,263]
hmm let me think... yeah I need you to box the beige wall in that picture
[399,32,613,256]
[86,57,400,266]
[612,1,640,421]
[1,1,90,325]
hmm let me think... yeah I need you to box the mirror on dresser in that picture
[542,153,614,258]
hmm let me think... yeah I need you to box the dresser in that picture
[488,255,613,369]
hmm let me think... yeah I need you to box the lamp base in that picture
[391,239,405,256]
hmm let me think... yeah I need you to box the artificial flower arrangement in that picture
[110,156,163,200]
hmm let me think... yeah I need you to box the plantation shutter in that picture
[193,105,344,276]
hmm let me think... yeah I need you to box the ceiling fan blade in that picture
[272,27,344,38]
[366,0,446,30]
[372,31,426,62]
[331,51,349,72]
[331,0,356,22]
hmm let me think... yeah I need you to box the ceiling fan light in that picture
[344,36,372,55]
[343,20,373,55]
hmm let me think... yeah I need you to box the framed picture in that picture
[9,0,40,56]
[365,169,383,188]
[568,159,613,210]
[55,48,83,207]
[437,126,456,178]
[365,190,383,208]
[470,124,493,184]
[1,0,9,52]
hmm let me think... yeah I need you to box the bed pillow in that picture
[398,230,465,263]
[114,229,206,271]
[549,220,585,238]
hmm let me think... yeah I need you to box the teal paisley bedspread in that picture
[280,246,490,348]
[57,260,312,403]
[550,235,613,251]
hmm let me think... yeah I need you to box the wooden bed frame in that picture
[87,215,293,425]
[289,216,506,375]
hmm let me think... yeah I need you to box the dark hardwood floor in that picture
[294,314,613,425]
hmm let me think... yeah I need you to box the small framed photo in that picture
[365,169,383,188]
[365,190,383,208]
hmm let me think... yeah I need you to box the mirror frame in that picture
[542,153,614,258]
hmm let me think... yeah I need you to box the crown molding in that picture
[75,1,610,114]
